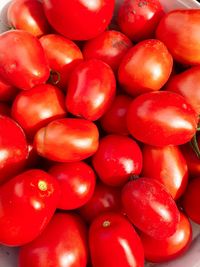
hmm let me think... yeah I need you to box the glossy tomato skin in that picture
[7,0,50,37]
[142,145,188,200]
[0,30,50,90]
[92,135,143,186]
[100,94,132,135]
[0,116,28,184]
[19,212,88,267]
[43,0,115,40]
[89,212,144,267]
[140,212,192,263]
[78,182,122,223]
[118,39,173,97]
[156,10,200,65]
[66,59,116,121]
[11,84,67,138]
[82,30,132,72]
[0,169,60,246]
[40,34,83,89]
[127,91,198,146]
[34,118,99,162]
[0,77,18,102]
[49,161,96,210]
[122,178,180,239]
[117,0,164,42]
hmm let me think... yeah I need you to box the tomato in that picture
[140,212,192,263]
[142,145,188,200]
[82,30,132,72]
[89,212,144,267]
[127,91,198,146]
[117,0,164,42]
[34,118,99,162]
[118,39,173,97]
[49,161,96,210]
[11,84,67,138]
[0,30,50,90]
[7,0,50,37]
[0,116,28,184]
[43,0,115,40]
[40,34,83,89]
[65,59,116,121]
[92,134,142,186]
[19,212,88,267]
[0,169,60,246]
[156,9,200,65]
[122,178,180,239]
[0,77,18,102]
[182,177,200,224]
[78,181,122,223]
[0,103,10,116]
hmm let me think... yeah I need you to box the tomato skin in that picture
[7,0,50,37]
[0,169,60,246]
[11,84,67,138]
[0,77,18,102]
[89,212,144,267]
[34,118,99,162]
[49,161,96,210]
[127,91,198,146]
[117,0,164,42]
[156,10,200,65]
[40,34,83,89]
[92,135,143,187]
[142,145,188,200]
[0,116,28,184]
[0,30,50,90]
[66,59,116,121]
[19,212,88,267]
[122,178,180,239]
[82,30,132,72]
[140,212,192,263]
[43,0,115,40]
[118,39,173,97]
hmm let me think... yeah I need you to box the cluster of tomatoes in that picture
[1,0,200,266]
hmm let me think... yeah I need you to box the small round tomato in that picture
[89,212,144,267]
[118,39,173,97]
[92,134,143,186]
[140,212,192,263]
[0,77,18,102]
[122,178,180,239]
[49,161,96,210]
[19,212,88,267]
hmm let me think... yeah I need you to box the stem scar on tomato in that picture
[102,220,111,228]
[38,180,48,191]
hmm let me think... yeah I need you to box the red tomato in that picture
[100,94,132,135]
[78,181,122,223]
[140,212,192,263]
[118,39,173,97]
[49,161,96,210]
[65,59,116,121]
[117,0,164,42]
[0,30,50,90]
[0,116,28,184]
[7,0,50,37]
[43,0,115,40]
[34,118,99,162]
[89,212,144,267]
[127,91,198,146]
[40,34,83,89]
[0,103,10,116]
[122,178,180,239]
[82,30,132,72]
[92,135,143,186]
[142,145,188,200]
[0,169,60,246]
[156,10,200,65]
[0,77,18,102]
[19,212,88,267]
[182,177,200,224]
[11,84,67,138]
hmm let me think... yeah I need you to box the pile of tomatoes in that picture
[1,0,200,266]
